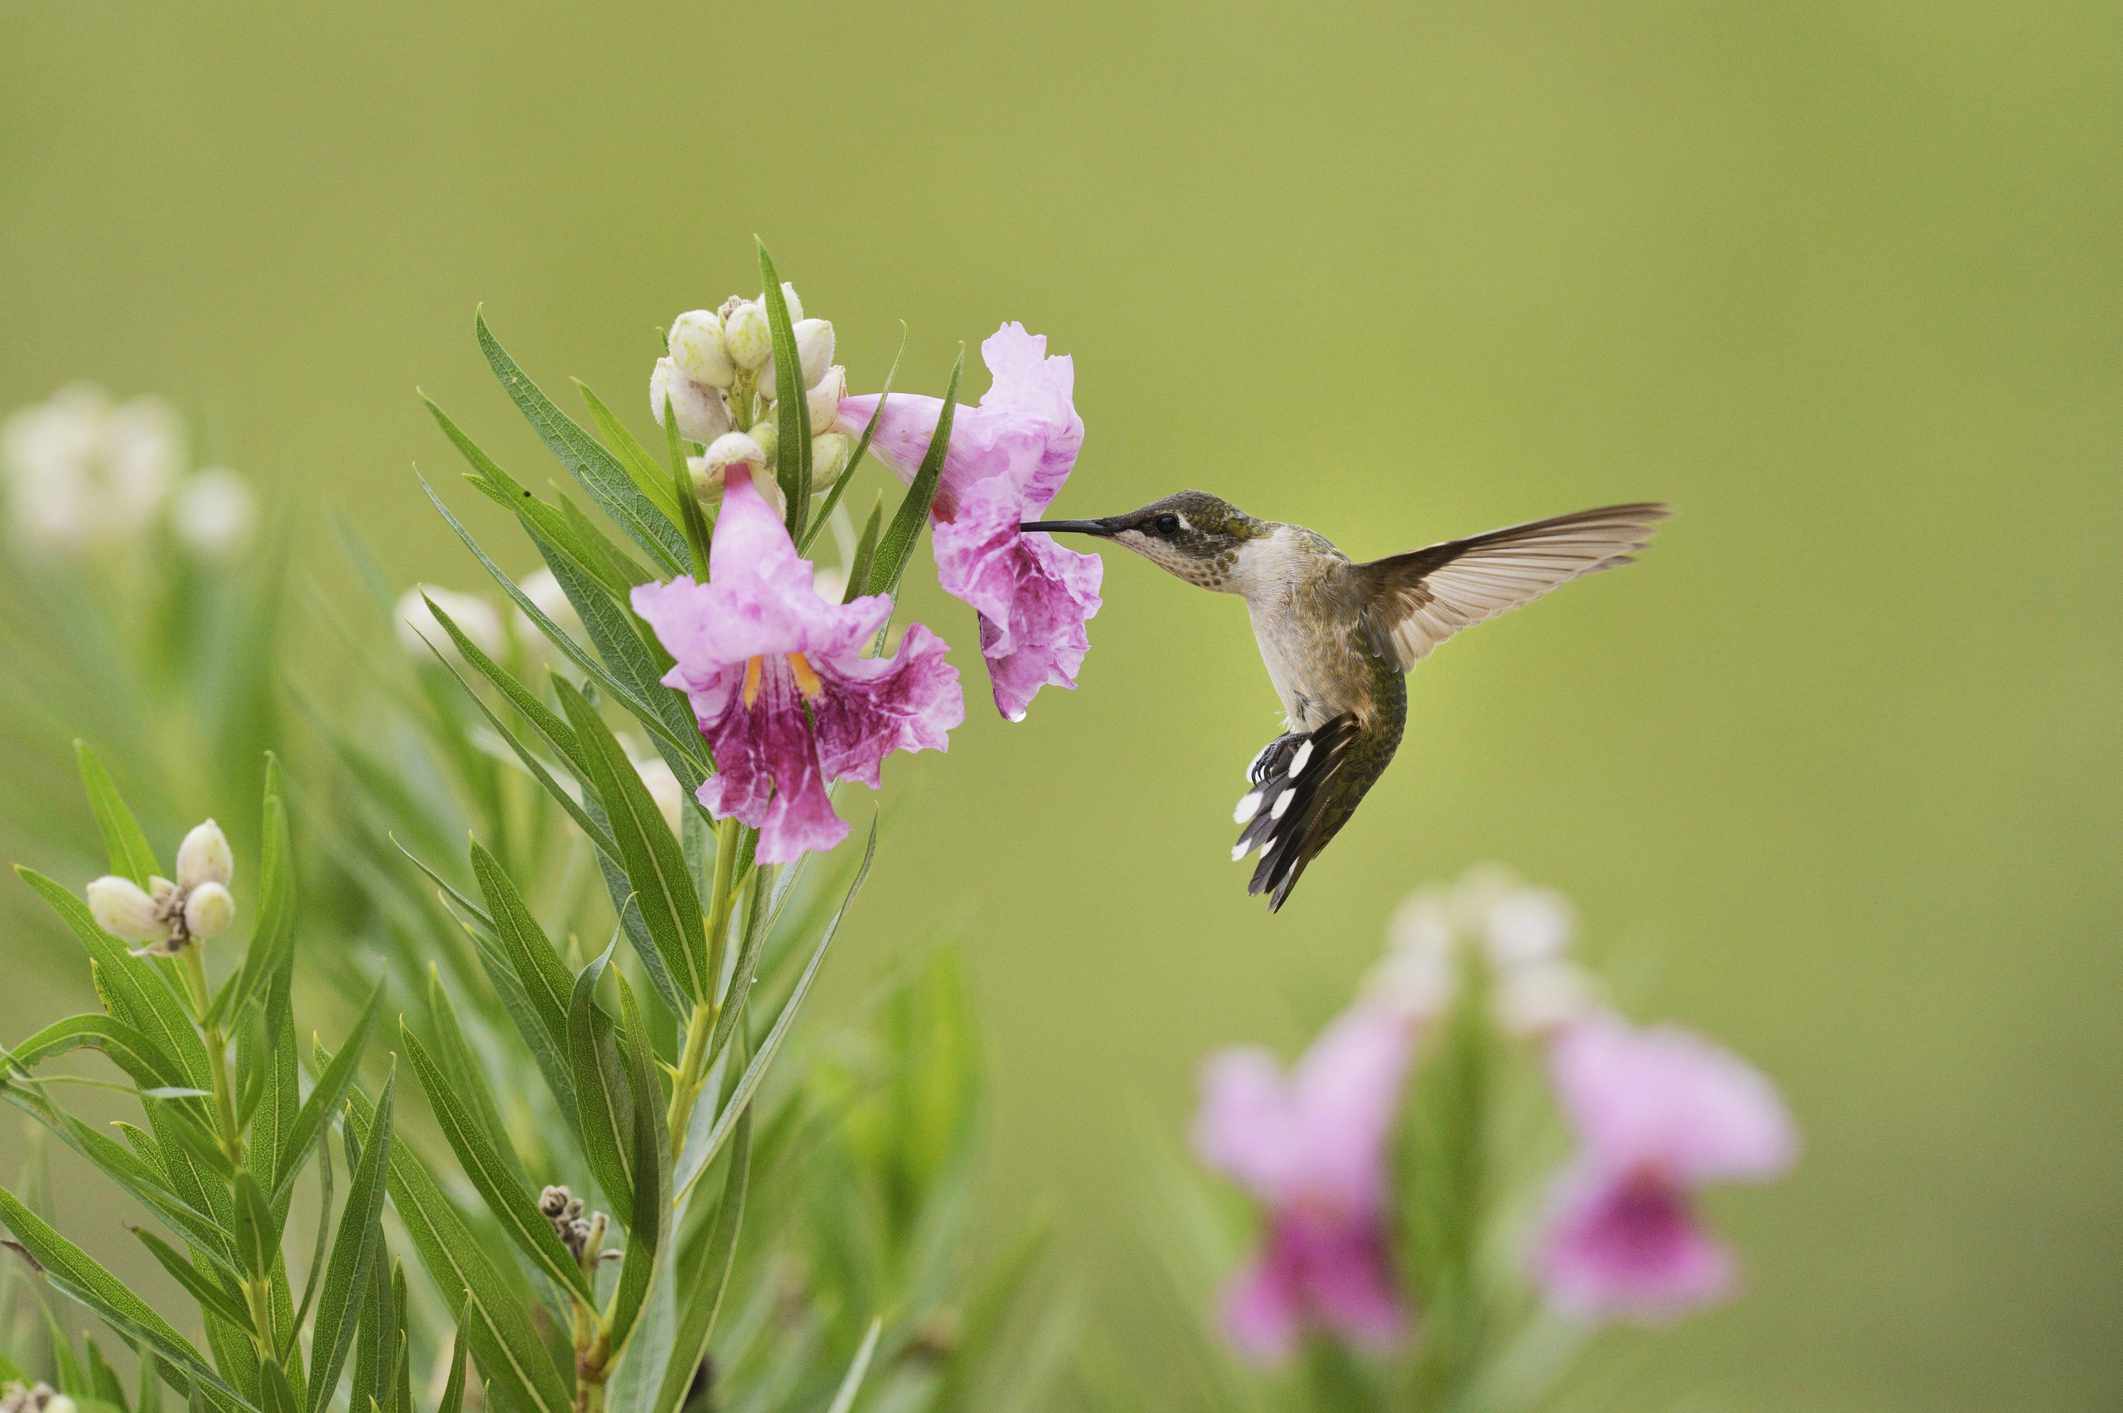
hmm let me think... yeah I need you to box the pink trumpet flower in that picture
[836,322,1101,722]
[1536,1016,1797,1321]
[631,463,964,864]
[1192,1003,1416,1362]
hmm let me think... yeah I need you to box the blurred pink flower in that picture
[1193,1003,1415,1362]
[1536,1016,1797,1321]
[836,322,1101,722]
[631,465,964,864]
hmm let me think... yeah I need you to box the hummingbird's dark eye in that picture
[1153,513,1181,537]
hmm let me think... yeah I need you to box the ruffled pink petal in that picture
[1549,1017,1797,1183]
[932,478,1102,721]
[1193,1048,1301,1203]
[811,623,965,787]
[1222,1249,1304,1365]
[1290,1004,1417,1215]
[694,685,775,828]
[1535,1160,1734,1321]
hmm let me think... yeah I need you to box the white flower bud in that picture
[183,882,236,941]
[701,431,765,477]
[176,818,233,890]
[667,310,735,389]
[169,467,257,559]
[86,876,164,943]
[804,365,848,434]
[810,431,854,489]
[46,1396,80,1413]
[760,318,837,397]
[649,358,732,443]
[721,302,771,372]
[747,418,779,469]
[396,586,504,661]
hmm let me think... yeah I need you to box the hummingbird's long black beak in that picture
[1019,517,1118,537]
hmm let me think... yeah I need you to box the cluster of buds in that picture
[650,282,856,510]
[538,1184,613,1264]
[1364,863,1596,1037]
[85,819,236,958]
[1,384,256,560]
[1,1381,76,1413]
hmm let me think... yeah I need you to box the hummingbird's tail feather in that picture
[1230,714,1384,911]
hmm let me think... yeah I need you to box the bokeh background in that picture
[5,1,2119,1407]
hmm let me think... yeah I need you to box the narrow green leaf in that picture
[18,869,210,1091]
[336,1080,569,1413]
[556,680,703,1004]
[0,1184,252,1409]
[128,1227,252,1331]
[799,321,906,555]
[3,1014,185,1092]
[603,972,663,1359]
[474,311,691,574]
[435,1317,469,1413]
[423,968,530,1191]
[270,984,381,1209]
[469,844,574,1062]
[209,754,296,1028]
[663,399,713,581]
[684,820,874,1197]
[757,243,813,538]
[841,497,884,605]
[578,379,686,525]
[74,741,160,885]
[649,1112,750,1413]
[306,1065,395,1413]
[280,1138,332,1365]
[233,1170,276,1281]
[566,941,633,1227]
[866,347,963,600]
[400,1025,592,1303]
[825,1319,885,1413]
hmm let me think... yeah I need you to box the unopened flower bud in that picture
[86,876,164,943]
[170,468,257,559]
[176,818,233,891]
[47,1397,79,1413]
[649,358,732,443]
[396,586,504,661]
[701,431,765,478]
[721,302,771,371]
[747,418,779,469]
[760,318,837,397]
[667,310,735,389]
[183,882,235,940]
[810,431,854,489]
[804,366,848,434]
[538,1185,570,1218]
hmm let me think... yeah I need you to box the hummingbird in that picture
[1021,495,1669,910]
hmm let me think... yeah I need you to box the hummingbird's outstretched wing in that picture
[1355,502,1670,670]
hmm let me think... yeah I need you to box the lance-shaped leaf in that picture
[475,311,691,574]
[400,1024,593,1303]
[567,941,634,1227]
[864,347,963,601]
[800,325,905,555]
[556,679,704,1004]
[470,844,575,1060]
[17,869,209,1091]
[0,1185,255,1409]
[423,969,531,1192]
[825,1319,885,1413]
[682,821,874,1199]
[335,1075,568,1413]
[270,983,382,1208]
[307,1064,395,1412]
[4,1013,185,1092]
[648,1112,751,1413]
[210,754,297,1028]
[580,379,687,526]
[603,970,664,1358]
[129,1226,252,1331]
[758,243,814,538]
[232,1169,278,1282]
[436,1316,469,1413]
[281,1138,332,1365]
[74,741,160,885]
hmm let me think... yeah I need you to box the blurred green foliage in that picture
[2,0,2117,1407]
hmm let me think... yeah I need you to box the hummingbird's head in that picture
[1022,490,1269,590]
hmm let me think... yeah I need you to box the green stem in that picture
[180,947,243,1166]
[666,817,740,1161]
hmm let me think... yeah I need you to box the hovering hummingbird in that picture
[1022,495,1669,910]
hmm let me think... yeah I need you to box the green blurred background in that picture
[4,0,2118,1407]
